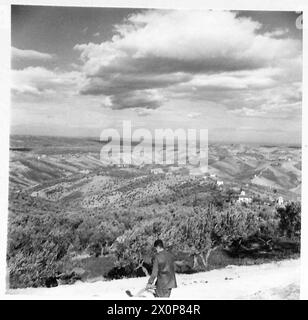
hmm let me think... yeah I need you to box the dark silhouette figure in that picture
[147,239,177,297]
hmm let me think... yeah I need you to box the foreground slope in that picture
[8,259,300,300]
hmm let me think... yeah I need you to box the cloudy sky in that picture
[11,6,302,144]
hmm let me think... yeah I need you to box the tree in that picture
[276,202,301,239]
[160,204,261,270]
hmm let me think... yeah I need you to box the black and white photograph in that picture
[1,0,307,301]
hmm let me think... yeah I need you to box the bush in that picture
[7,211,76,288]
[7,187,301,287]
[276,202,301,239]
[107,204,264,272]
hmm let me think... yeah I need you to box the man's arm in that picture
[147,256,159,285]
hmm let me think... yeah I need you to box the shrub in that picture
[276,202,301,239]
[7,184,301,287]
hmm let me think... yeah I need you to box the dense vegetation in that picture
[7,184,301,289]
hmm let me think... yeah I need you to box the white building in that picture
[237,196,252,204]
[277,196,284,206]
[240,190,246,196]
[217,180,224,186]
[151,168,164,175]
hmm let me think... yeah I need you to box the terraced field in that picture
[9,136,301,206]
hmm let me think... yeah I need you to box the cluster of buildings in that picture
[118,164,287,207]
[237,190,252,204]
[150,168,164,175]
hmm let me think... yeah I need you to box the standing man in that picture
[146,239,177,298]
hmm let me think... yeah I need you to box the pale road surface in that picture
[8,259,300,300]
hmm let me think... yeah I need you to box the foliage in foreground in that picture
[7,190,301,288]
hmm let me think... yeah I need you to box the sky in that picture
[11,6,302,144]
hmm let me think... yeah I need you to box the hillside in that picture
[7,135,301,290]
[9,136,301,200]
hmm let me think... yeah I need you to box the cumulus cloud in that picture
[230,83,302,118]
[264,28,289,38]
[79,72,191,96]
[109,89,164,110]
[12,47,55,61]
[185,68,279,90]
[73,10,301,114]
[12,66,82,99]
